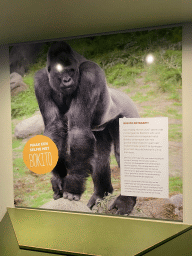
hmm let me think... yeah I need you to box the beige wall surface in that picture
[0,45,14,221]
[1,23,192,225]
[182,24,192,224]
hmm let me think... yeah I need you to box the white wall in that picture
[1,24,192,224]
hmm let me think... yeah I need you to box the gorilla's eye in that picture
[56,64,64,72]
[48,66,51,73]
[69,68,75,75]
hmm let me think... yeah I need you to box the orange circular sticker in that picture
[23,135,59,174]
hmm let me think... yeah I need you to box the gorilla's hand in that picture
[62,174,86,201]
[109,195,136,215]
[63,192,80,201]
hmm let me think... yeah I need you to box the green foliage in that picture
[68,27,182,85]
[105,64,141,87]
[11,73,39,118]
[11,26,182,119]
[11,44,49,119]
[145,50,182,94]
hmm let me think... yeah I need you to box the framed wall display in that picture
[10,25,183,222]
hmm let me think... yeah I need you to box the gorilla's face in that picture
[47,58,79,95]
[47,42,79,96]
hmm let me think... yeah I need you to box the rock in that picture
[88,194,182,220]
[130,198,173,219]
[130,197,183,221]
[40,198,91,213]
[15,114,44,139]
[170,194,183,219]
[170,194,183,209]
[40,195,183,220]
[10,72,28,96]
[10,43,43,76]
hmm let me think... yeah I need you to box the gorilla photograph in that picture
[10,26,183,220]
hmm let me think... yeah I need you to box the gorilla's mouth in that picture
[60,84,74,94]
[61,83,73,90]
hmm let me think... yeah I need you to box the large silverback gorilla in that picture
[35,41,139,215]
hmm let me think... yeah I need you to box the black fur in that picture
[34,41,139,215]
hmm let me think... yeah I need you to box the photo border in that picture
[10,24,183,219]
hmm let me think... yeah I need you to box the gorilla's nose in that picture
[62,77,72,86]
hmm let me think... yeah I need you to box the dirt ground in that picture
[109,167,183,221]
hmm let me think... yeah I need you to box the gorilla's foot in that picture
[51,175,64,200]
[109,195,136,215]
[87,193,103,209]
[53,192,63,200]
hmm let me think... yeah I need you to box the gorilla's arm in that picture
[92,88,140,131]
[34,68,68,149]
[63,61,107,198]
[35,68,69,199]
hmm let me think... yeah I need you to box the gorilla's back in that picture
[109,88,140,118]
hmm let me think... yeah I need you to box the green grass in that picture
[105,64,142,87]
[123,88,131,94]
[81,176,94,203]
[173,102,182,107]
[12,138,23,149]
[142,84,150,89]
[143,50,181,103]
[131,90,157,103]
[11,51,48,119]
[11,81,39,118]
[13,160,52,207]
[166,107,182,119]
[168,91,181,101]
[31,188,53,208]
[13,158,27,177]
[142,106,165,118]
[131,92,147,103]
[110,155,118,166]
[169,124,182,142]
[169,176,183,194]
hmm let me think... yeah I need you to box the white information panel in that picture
[119,117,169,198]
